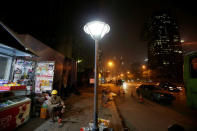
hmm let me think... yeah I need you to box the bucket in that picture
[40,107,47,119]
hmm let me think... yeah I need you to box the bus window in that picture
[190,57,197,78]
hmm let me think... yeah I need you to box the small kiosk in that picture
[0,43,34,131]
[0,22,77,128]
[0,23,36,130]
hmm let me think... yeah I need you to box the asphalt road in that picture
[108,82,197,131]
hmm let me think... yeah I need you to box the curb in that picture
[113,97,131,131]
[110,97,125,131]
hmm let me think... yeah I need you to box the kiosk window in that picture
[190,57,197,78]
[0,55,12,80]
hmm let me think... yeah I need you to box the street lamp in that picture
[142,65,146,70]
[120,73,124,77]
[108,61,114,67]
[84,20,110,131]
[107,61,114,81]
[142,65,147,82]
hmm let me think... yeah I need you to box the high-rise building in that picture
[146,10,183,82]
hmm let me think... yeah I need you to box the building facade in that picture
[146,11,183,82]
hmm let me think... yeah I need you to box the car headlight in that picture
[177,87,182,90]
[123,82,127,89]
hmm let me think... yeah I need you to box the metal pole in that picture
[93,40,99,131]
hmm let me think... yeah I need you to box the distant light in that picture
[144,58,148,62]
[77,59,82,63]
[177,87,182,90]
[181,40,184,43]
[123,82,127,89]
[108,61,114,67]
[142,65,146,69]
[99,73,101,78]
[84,21,110,40]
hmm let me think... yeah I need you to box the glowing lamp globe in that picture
[84,21,110,40]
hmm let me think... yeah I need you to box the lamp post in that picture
[107,61,114,81]
[84,21,110,130]
[142,65,146,82]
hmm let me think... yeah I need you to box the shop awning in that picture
[0,21,37,57]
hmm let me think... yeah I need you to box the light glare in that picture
[84,21,110,40]
[123,82,127,89]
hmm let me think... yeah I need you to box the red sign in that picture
[0,101,30,131]
[0,85,26,91]
[0,86,10,90]
[90,78,95,84]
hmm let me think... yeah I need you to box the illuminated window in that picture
[174,39,180,42]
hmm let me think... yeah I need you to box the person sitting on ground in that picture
[102,89,110,107]
[48,90,65,123]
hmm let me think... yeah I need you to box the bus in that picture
[184,51,197,109]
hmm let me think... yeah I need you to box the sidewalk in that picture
[17,86,123,131]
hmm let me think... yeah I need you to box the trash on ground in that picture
[80,118,111,131]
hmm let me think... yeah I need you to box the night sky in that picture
[1,0,197,69]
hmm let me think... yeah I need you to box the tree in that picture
[130,62,143,80]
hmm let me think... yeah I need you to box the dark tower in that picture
[146,10,183,82]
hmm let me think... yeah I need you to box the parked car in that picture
[159,82,180,92]
[137,84,175,103]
